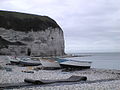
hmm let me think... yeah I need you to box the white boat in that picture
[57,58,92,69]
[7,56,41,66]
[40,58,61,69]
[40,58,92,69]
[7,56,21,65]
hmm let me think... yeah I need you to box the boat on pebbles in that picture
[57,58,92,69]
[40,58,92,70]
[0,75,87,89]
[7,56,41,66]
[40,58,61,69]
[8,56,92,69]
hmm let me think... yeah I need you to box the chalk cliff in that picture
[0,10,64,56]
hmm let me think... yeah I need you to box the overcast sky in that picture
[0,0,120,53]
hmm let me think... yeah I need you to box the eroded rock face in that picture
[0,11,64,56]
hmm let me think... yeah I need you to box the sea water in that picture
[67,52,120,70]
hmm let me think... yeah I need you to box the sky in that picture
[0,0,120,53]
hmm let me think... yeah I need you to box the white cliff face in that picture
[0,27,64,56]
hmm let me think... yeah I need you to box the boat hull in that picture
[8,56,41,66]
[60,64,90,69]
[57,58,92,69]
[19,61,41,66]
[40,59,61,68]
[10,61,20,65]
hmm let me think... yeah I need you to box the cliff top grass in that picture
[0,10,60,32]
[0,10,52,20]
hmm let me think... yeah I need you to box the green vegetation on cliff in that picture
[0,10,60,32]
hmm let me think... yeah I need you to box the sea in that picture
[67,52,120,70]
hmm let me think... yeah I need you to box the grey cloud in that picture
[0,0,120,53]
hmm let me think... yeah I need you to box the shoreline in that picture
[0,56,120,90]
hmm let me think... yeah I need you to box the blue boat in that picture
[56,58,92,69]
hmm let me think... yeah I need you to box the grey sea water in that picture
[68,52,120,70]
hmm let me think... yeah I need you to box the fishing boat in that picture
[56,58,92,69]
[40,58,61,69]
[7,56,41,66]
[7,56,20,65]
[40,58,92,69]
[19,60,41,66]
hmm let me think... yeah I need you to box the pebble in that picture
[1,56,120,90]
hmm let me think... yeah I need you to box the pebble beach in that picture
[0,56,120,90]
